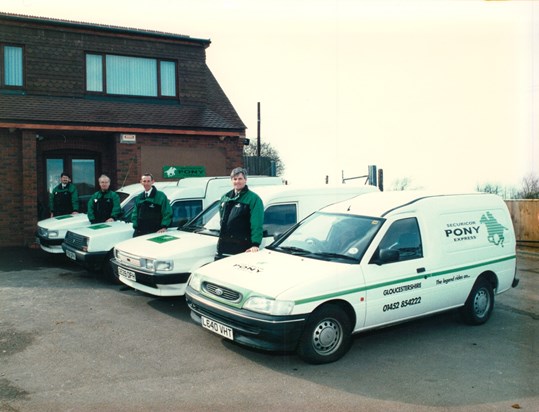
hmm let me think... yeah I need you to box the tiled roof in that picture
[0,12,210,45]
[0,93,245,131]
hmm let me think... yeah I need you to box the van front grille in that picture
[203,282,241,302]
[64,231,87,250]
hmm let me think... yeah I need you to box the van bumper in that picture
[185,286,306,352]
[62,243,107,269]
[36,235,64,254]
[110,258,190,296]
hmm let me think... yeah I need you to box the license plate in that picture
[118,266,136,281]
[66,250,76,261]
[201,316,234,340]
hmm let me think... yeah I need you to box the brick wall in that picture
[0,129,25,246]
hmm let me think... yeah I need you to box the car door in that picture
[362,217,429,328]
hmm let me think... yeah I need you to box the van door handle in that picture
[417,267,426,273]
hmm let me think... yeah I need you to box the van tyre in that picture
[461,278,494,325]
[297,304,352,364]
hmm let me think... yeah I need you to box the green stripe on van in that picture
[294,254,516,306]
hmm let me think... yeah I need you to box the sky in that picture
[3,0,538,192]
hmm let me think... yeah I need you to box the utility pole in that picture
[257,102,261,157]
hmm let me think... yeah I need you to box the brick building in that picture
[0,12,247,247]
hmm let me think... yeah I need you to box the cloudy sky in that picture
[3,0,538,192]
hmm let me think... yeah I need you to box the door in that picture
[45,154,98,214]
[362,217,428,328]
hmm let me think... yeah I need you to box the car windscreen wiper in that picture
[193,228,220,235]
[276,246,312,255]
[310,252,359,262]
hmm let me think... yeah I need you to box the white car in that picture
[112,184,378,296]
[35,181,176,253]
[185,191,519,364]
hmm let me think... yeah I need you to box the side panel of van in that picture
[360,200,516,331]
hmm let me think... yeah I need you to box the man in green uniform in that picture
[216,167,264,259]
[87,174,122,224]
[49,172,79,217]
[131,173,172,237]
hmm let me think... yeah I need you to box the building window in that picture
[2,45,24,87]
[86,53,177,98]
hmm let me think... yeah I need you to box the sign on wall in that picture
[162,166,206,179]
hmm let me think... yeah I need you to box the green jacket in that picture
[87,190,122,223]
[217,186,264,255]
[131,187,172,234]
[49,183,79,216]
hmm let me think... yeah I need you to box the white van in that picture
[36,181,176,254]
[61,176,283,278]
[185,191,519,364]
[111,184,379,296]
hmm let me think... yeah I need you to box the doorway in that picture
[44,154,100,214]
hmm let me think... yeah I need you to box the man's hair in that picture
[98,174,111,183]
[141,173,154,180]
[60,172,71,179]
[230,167,248,178]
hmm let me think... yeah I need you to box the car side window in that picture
[171,200,203,227]
[370,217,423,264]
[263,203,297,237]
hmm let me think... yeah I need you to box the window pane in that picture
[106,55,157,96]
[86,54,103,92]
[160,61,176,96]
[263,204,297,236]
[4,46,23,86]
[171,200,203,227]
[46,159,64,194]
[72,159,95,198]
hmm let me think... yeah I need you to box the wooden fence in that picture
[505,200,539,243]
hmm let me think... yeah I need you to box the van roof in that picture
[251,184,378,201]
[117,176,282,196]
[117,180,178,195]
[322,190,497,217]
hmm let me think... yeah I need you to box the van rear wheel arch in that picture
[461,274,496,325]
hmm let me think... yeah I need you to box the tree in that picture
[475,183,503,195]
[391,177,412,191]
[517,173,539,199]
[243,141,285,176]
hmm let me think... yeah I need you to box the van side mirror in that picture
[273,232,283,241]
[376,249,400,265]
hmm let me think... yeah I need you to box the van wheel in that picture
[461,278,494,325]
[297,304,352,364]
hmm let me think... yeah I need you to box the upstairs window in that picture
[86,53,177,98]
[2,45,24,87]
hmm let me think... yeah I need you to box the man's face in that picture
[99,178,111,191]
[141,175,154,192]
[232,173,247,192]
[60,175,70,185]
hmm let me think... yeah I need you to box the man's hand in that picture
[246,246,259,253]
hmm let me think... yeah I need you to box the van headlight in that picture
[189,273,202,292]
[47,230,59,238]
[243,296,294,316]
[144,259,173,271]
